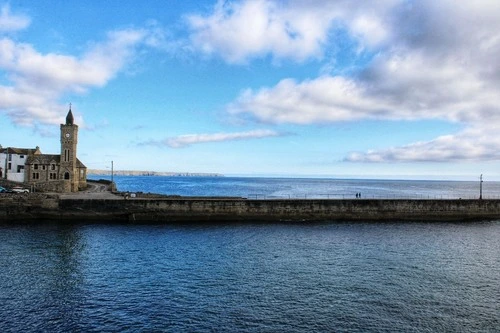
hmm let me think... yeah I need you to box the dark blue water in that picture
[1,222,499,332]
[88,175,500,199]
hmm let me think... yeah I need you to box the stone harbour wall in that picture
[0,194,59,220]
[29,180,70,193]
[2,196,500,222]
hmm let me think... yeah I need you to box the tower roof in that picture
[66,106,74,125]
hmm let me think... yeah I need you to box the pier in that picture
[2,193,500,222]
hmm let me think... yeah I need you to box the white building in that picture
[0,146,40,182]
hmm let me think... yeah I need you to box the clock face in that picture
[65,133,70,138]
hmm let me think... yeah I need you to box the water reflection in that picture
[0,223,86,331]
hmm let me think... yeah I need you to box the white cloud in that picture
[187,0,332,63]
[186,0,399,63]
[141,129,283,148]
[222,0,500,162]
[1,29,147,93]
[229,51,493,124]
[346,126,500,163]
[229,76,380,124]
[0,8,154,126]
[0,5,30,32]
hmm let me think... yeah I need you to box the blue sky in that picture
[1,1,500,179]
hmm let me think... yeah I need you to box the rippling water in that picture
[1,221,499,332]
[88,175,500,199]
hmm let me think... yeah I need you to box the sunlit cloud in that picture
[189,0,342,63]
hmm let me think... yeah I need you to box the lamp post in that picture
[479,174,483,200]
[4,147,8,180]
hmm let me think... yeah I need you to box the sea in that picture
[92,175,500,199]
[1,176,499,332]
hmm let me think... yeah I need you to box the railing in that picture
[246,194,498,200]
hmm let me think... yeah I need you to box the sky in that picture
[1,0,500,180]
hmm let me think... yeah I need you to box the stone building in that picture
[1,108,87,192]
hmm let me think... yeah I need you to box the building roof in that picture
[0,147,40,155]
[76,158,86,168]
[25,154,86,168]
[26,154,60,164]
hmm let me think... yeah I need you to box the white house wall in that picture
[0,152,26,182]
[7,173,24,182]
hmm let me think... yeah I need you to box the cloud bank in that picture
[188,0,500,163]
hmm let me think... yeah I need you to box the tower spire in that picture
[66,103,74,125]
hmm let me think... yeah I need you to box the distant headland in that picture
[87,169,223,177]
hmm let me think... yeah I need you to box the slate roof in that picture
[76,159,86,168]
[26,154,86,168]
[26,154,60,165]
[0,147,39,155]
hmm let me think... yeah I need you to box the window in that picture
[34,164,38,170]
[50,173,57,180]
[20,155,24,159]
[51,164,56,170]
[64,172,70,180]
[8,163,11,170]
[42,165,46,170]
[8,154,11,161]
[32,173,39,180]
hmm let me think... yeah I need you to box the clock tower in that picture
[60,106,79,191]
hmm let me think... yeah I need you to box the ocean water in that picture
[0,221,499,332]
[2,177,500,332]
[90,175,500,199]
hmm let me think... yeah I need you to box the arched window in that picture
[64,172,70,180]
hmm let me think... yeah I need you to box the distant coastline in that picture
[87,169,223,177]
